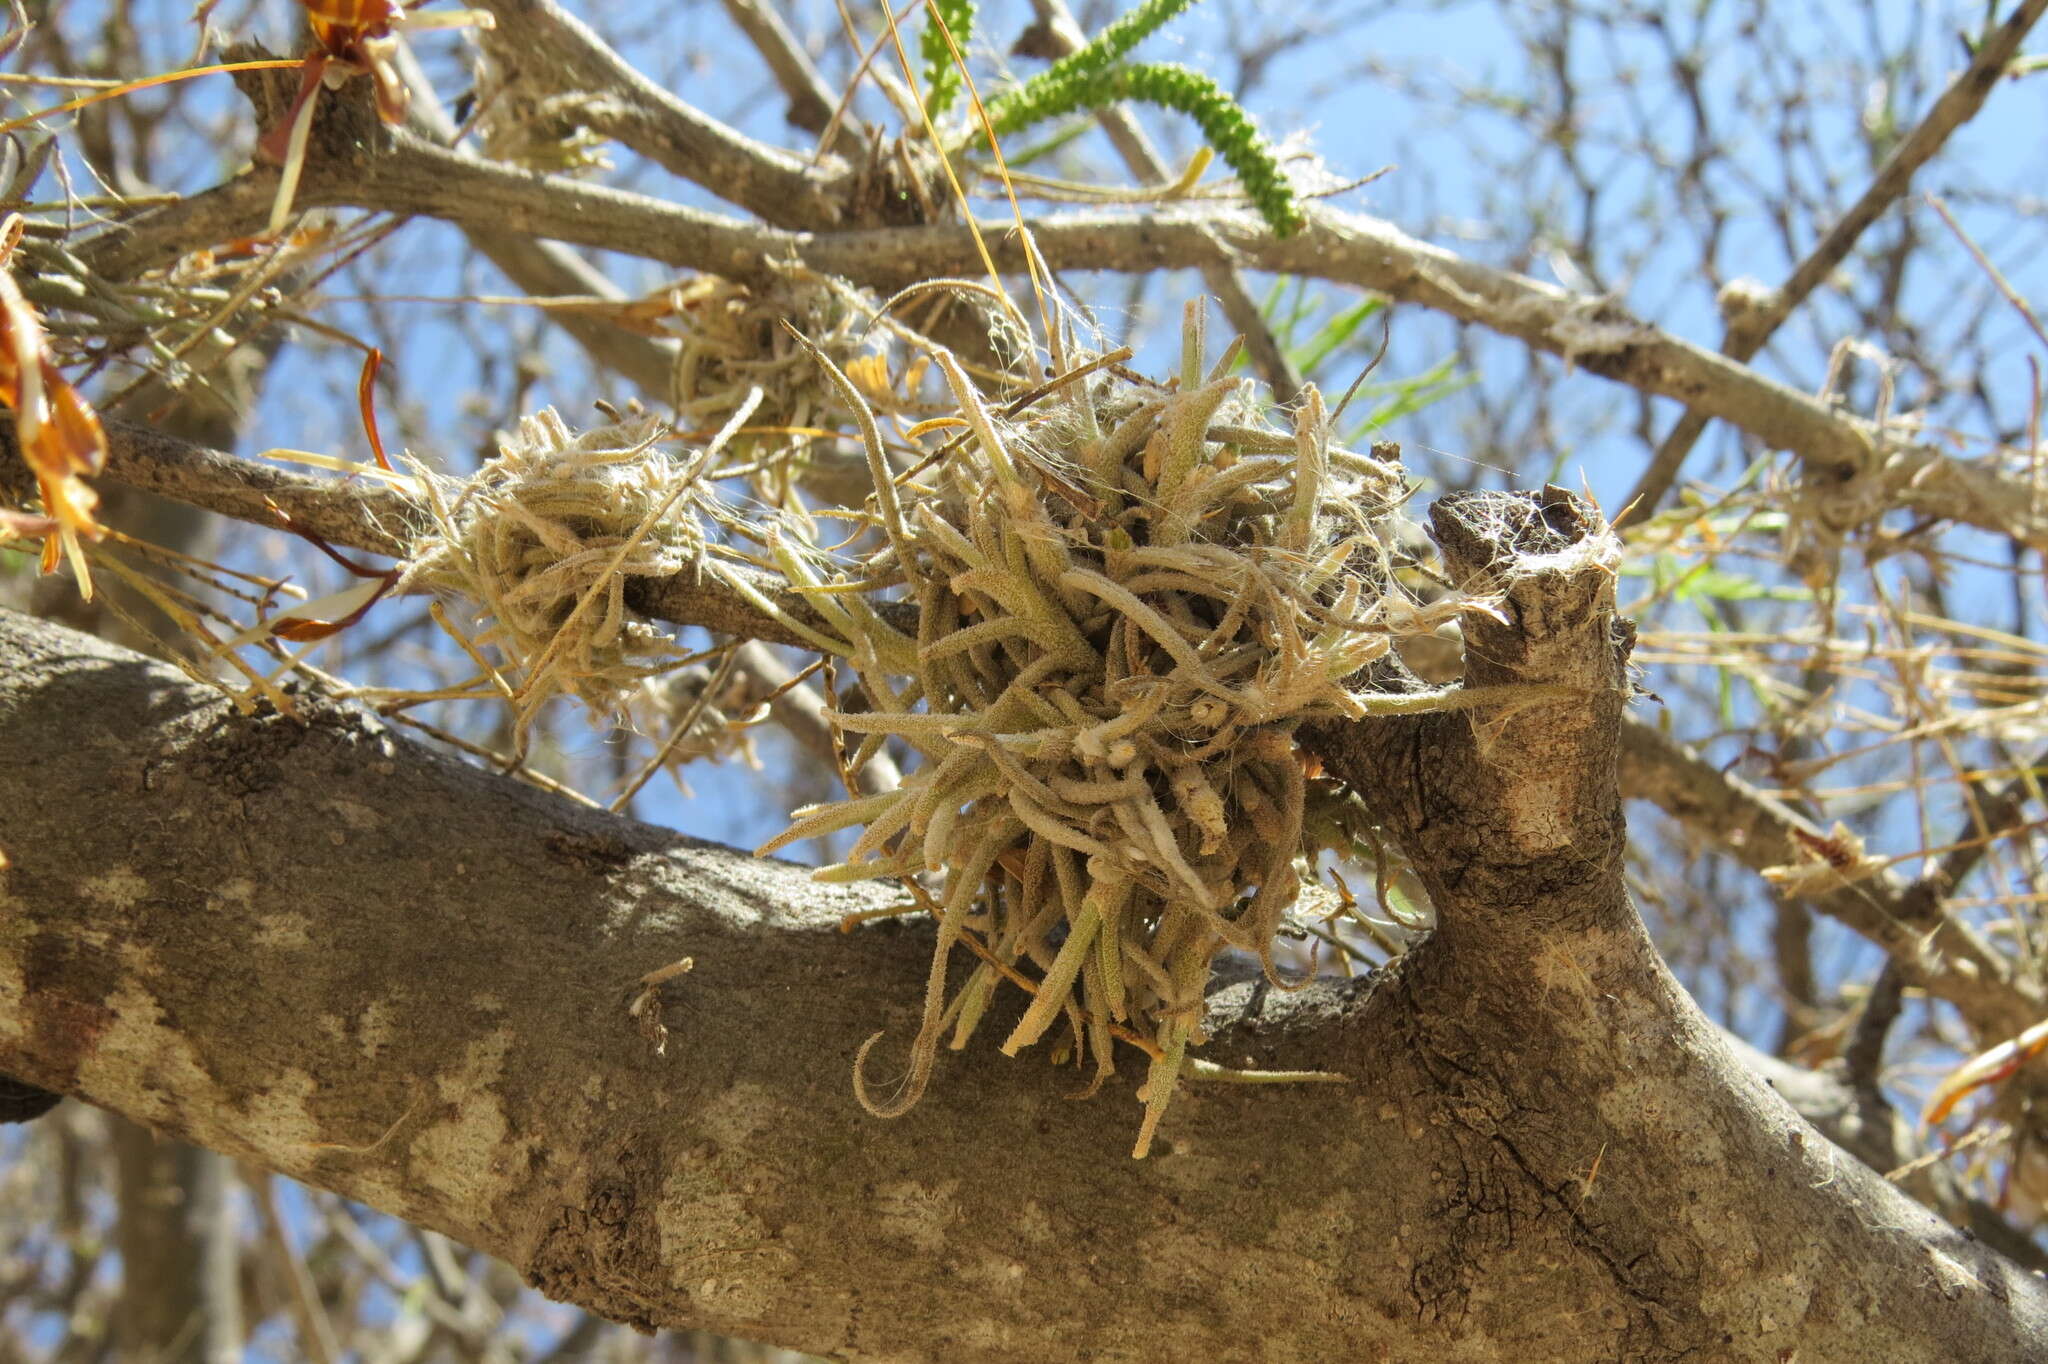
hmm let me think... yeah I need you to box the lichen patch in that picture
[76,977,226,1136]
[405,1027,535,1217]
[253,911,312,949]
[239,1066,325,1149]
[81,867,148,909]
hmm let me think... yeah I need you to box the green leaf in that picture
[1292,296,1385,378]
[1344,354,1475,434]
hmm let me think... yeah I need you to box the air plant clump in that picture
[655,272,905,498]
[398,406,718,724]
[468,46,612,174]
[760,304,1462,1156]
[626,663,763,792]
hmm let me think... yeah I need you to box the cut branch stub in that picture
[1431,484,1629,699]
[1312,485,1634,942]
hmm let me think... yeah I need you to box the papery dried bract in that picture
[263,1,493,234]
[0,217,108,595]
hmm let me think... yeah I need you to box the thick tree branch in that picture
[7,604,2048,1361]
[1733,1034,2048,1274]
[11,7,2048,1359]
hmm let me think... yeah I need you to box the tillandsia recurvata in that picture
[759,301,1529,1156]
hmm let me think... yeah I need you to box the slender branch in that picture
[718,0,863,158]
[1618,717,2044,1043]
[1617,0,2048,525]
[731,641,900,796]
[468,0,849,227]
[0,415,866,652]
[77,130,2048,550]
[1841,959,1906,1093]
[391,42,679,399]
[1894,740,2048,923]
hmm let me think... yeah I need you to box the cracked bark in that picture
[6,487,2047,1361]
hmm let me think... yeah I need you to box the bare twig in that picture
[77,130,2048,549]
[1619,718,2044,1046]
[720,0,863,158]
[1616,0,2048,526]
[252,1174,341,1364]
[468,0,849,226]
[392,41,677,397]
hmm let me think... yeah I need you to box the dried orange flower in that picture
[0,215,108,596]
[263,1,494,235]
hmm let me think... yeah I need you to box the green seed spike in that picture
[988,60,1304,238]
[921,0,976,118]
[1000,0,1199,103]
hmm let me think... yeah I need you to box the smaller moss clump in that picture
[470,48,612,174]
[761,305,1448,1155]
[400,407,713,727]
[626,664,763,793]
[655,272,904,505]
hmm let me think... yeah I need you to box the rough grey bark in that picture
[5,489,2047,1361]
